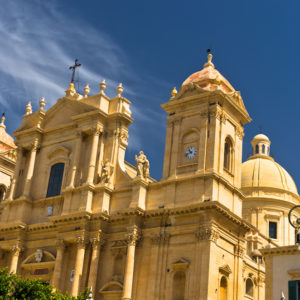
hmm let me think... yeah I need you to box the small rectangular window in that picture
[269,221,277,239]
[288,280,299,300]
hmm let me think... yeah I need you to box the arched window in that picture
[262,144,265,154]
[255,144,259,154]
[220,276,228,300]
[224,137,233,171]
[46,163,65,198]
[0,185,6,202]
[172,271,186,300]
[246,278,254,297]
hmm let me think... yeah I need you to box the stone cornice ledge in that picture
[49,211,91,224]
[0,221,27,232]
[260,245,300,256]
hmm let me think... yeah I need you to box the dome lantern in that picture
[251,134,271,156]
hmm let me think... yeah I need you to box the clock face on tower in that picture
[185,146,197,159]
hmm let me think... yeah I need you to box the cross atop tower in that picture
[69,59,81,83]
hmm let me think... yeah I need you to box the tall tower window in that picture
[255,144,259,154]
[219,276,228,300]
[262,144,265,154]
[224,138,233,171]
[269,221,277,239]
[245,278,254,297]
[172,271,186,300]
[46,163,65,198]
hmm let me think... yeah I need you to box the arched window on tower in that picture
[224,137,233,172]
[255,144,259,154]
[245,278,254,298]
[262,144,265,154]
[0,185,6,202]
[172,271,186,300]
[219,276,228,300]
[46,163,65,198]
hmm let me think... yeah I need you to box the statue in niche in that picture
[101,159,113,183]
[35,249,43,263]
[135,151,150,179]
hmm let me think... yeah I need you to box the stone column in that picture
[86,127,102,185]
[51,239,65,290]
[87,233,103,290]
[67,131,82,188]
[23,139,39,198]
[122,226,141,300]
[7,147,23,200]
[9,243,23,274]
[71,237,86,297]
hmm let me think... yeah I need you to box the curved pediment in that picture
[99,281,123,294]
[47,146,70,161]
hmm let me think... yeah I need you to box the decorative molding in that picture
[288,270,300,280]
[171,258,190,271]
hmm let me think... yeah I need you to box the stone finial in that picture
[65,83,76,97]
[39,97,46,110]
[26,101,32,115]
[99,79,107,94]
[203,53,215,69]
[0,113,6,129]
[83,83,90,97]
[116,83,124,97]
[171,87,178,97]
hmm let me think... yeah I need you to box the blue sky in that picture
[1,0,299,185]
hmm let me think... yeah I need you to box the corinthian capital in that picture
[11,242,24,256]
[195,226,219,243]
[75,236,86,249]
[31,139,40,151]
[126,225,141,246]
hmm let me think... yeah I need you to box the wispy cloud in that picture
[0,1,171,178]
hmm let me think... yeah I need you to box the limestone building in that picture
[0,54,299,300]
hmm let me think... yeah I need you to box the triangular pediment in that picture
[43,97,97,130]
[219,264,232,276]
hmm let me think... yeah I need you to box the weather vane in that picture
[69,59,81,84]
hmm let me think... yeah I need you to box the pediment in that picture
[99,281,123,293]
[42,98,97,130]
[47,146,70,160]
[21,250,55,270]
[173,83,208,100]
[171,257,190,270]
[219,264,232,276]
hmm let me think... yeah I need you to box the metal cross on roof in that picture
[69,59,81,83]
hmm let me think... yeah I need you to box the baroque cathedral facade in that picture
[0,54,298,300]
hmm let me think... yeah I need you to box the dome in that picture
[241,134,298,197]
[181,54,236,94]
[0,115,16,152]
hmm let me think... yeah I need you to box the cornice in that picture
[260,245,300,256]
[49,211,91,224]
[0,221,26,232]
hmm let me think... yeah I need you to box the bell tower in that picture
[161,54,251,215]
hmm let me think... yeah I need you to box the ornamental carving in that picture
[75,236,86,249]
[90,236,105,249]
[120,130,129,146]
[101,160,113,183]
[150,231,170,245]
[195,227,219,243]
[135,151,150,180]
[126,226,141,246]
[234,245,244,258]
[216,110,227,124]
[31,139,40,151]
[111,240,127,257]
[11,242,24,256]
[56,239,65,250]
[236,126,244,139]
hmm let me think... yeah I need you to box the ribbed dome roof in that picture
[241,134,298,197]
[241,157,298,196]
[181,54,236,94]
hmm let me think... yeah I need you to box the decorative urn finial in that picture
[26,101,32,115]
[65,83,76,97]
[203,53,215,68]
[171,87,178,98]
[0,113,6,129]
[39,97,46,110]
[99,79,107,94]
[116,83,124,97]
[84,83,90,97]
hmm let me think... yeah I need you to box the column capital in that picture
[195,226,219,243]
[90,236,105,249]
[75,236,86,249]
[31,138,40,151]
[234,245,244,258]
[92,126,103,136]
[56,239,65,250]
[11,242,24,256]
[126,226,141,246]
